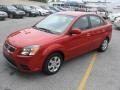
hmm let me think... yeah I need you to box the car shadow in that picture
[2,51,95,81]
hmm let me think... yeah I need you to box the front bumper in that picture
[0,15,8,18]
[14,14,25,17]
[3,44,44,72]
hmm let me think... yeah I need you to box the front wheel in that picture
[43,53,63,75]
[26,13,30,17]
[98,39,109,52]
[0,18,5,20]
[9,14,14,18]
[39,12,42,16]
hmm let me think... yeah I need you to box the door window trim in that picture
[88,15,106,29]
[72,15,91,31]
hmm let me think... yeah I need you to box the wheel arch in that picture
[106,36,110,43]
[48,50,65,60]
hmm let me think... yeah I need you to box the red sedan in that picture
[3,11,112,75]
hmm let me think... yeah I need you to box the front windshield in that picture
[34,14,75,34]
[7,6,17,10]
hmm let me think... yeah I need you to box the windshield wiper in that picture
[32,25,38,29]
[38,28,54,34]
[32,26,54,34]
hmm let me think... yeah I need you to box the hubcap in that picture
[102,40,108,50]
[48,56,61,73]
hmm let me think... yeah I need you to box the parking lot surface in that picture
[0,17,120,90]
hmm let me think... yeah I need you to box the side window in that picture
[72,16,89,30]
[90,15,105,28]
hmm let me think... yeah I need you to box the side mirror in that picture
[70,28,82,34]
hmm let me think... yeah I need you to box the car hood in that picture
[7,28,60,48]
[0,11,7,14]
[17,10,25,13]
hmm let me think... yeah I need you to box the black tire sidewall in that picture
[43,53,63,75]
[98,39,109,52]
[9,14,14,18]
[26,13,30,17]
[39,12,42,16]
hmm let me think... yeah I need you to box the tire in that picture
[9,14,14,18]
[26,13,30,17]
[97,38,109,52]
[43,53,63,75]
[39,12,42,16]
[0,18,5,20]
[114,17,117,21]
[116,26,120,30]
[19,16,23,18]
[117,27,120,30]
[114,23,120,30]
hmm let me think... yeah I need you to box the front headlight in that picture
[21,45,40,56]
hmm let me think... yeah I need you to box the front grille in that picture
[4,42,16,53]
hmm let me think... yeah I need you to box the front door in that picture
[63,15,94,59]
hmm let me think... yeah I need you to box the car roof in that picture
[57,11,96,17]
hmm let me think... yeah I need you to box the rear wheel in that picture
[43,53,63,75]
[9,14,14,18]
[39,12,42,16]
[115,26,120,30]
[0,18,5,20]
[98,38,109,52]
[26,13,30,17]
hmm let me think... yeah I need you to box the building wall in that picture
[0,0,46,5]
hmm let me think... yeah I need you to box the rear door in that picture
[88,15,107,49]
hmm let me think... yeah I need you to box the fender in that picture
[42,44,67,59]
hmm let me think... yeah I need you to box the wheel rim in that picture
[48,56,61,73]
[102,40,108,50]
[10,14,13,18]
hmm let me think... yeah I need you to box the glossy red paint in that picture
[3,12,112,72]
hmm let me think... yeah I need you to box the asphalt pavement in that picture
[0,17,120,90]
